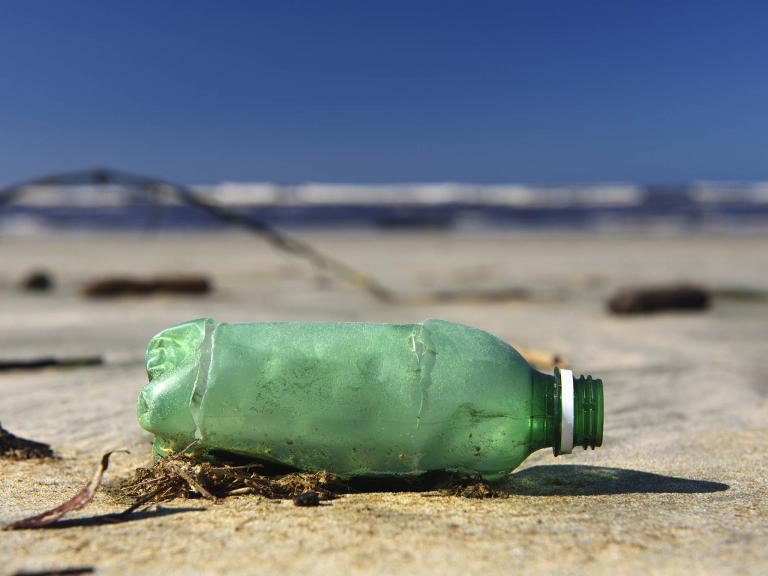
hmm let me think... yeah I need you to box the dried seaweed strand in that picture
[4,450,127,530]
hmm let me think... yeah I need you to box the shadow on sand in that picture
[316,464,729,497]
[40,506,205,530]
[498,465,729,496]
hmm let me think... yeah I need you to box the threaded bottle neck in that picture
[572,374,603,450]
[530,368,603,456]
[530,369,603,455]
[553,368,604,455]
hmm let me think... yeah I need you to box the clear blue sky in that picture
[1,1,767,184]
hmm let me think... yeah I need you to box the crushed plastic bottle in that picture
[138,318,603,479]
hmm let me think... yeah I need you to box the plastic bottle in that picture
[138,318,603,479]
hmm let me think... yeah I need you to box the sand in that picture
[1,231,767,575]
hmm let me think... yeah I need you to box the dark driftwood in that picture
[607,284,711,315]
[20,270,55,292]
[12,567,94,576]
[0,356,103,372]
[81,275,211,298]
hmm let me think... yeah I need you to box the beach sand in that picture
[1,231,767,575]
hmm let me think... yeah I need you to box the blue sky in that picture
[1,1,767,184]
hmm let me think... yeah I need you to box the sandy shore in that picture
[1,231,767,575]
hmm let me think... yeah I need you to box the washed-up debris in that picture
[4,450,126,530]
[12,567,94,576]
[712,287,768,302]
[20,270,55,293]
[121,450,508,505]
[0,423,54,460]
[440,475,500,499]
[141,318,602,479]
[81,275,212,298]
[607,284,710,315]
[120,452,341,504]
[292,491,321,507]
[414,286,530,304]
[0,356,103,372]
[516,345,567,370]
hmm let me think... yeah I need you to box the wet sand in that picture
[1,231,767,575]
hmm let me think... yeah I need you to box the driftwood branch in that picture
[0,168,533,305]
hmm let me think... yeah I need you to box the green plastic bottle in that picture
[138,318,603,479]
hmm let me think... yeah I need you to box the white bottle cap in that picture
[559,368,574,454]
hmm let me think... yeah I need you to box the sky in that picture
[1,1,767,184]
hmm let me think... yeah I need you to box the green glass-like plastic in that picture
[138,318,603,479]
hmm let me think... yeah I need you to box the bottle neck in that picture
[530,369,604,455]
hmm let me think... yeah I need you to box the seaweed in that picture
[440,475,500,499]
[120,452,341,504]
[120,449,506,506]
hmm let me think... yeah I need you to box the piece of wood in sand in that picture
[20,270,55,292]
[0,356,103,372]
[81,275,212,298]
[607,284,710,315]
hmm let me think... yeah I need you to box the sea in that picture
[2,182,768,234]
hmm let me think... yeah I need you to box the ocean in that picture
[2,182,767,233]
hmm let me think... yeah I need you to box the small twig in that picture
[173,464,216,500]
[224,487,253,496]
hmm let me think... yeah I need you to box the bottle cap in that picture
[559,368,574,454]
